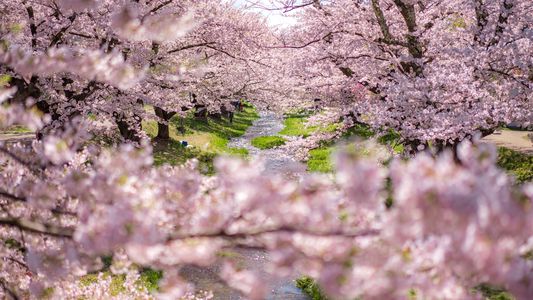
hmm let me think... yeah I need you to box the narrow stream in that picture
[228,111,305,177]
[181,111,309,299]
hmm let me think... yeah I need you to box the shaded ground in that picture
[483,130,533,155]
[144,103,259,156]
[145,103,260,174]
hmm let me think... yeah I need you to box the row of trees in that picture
[268,0,532,152]
[0,0,532,299]
[1,0,281,142]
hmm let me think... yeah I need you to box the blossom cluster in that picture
[271,0,533,148]
[1,101,532,299]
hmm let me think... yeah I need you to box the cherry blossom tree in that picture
[1,0,279,142]
[264,0,533,152]
[1,1,533,300]
[1,86,533,299]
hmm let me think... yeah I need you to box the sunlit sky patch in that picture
[232,0,299,28]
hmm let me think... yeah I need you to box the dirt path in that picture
[482,130,533,155]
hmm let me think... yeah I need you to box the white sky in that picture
[232,0,299,28]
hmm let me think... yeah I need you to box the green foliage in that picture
[384,176,394,208]
[41,287,55,299]
[179,102,258,140]
[321,122,340,133]
[4,238,25,253]
[79,272,126,296]
[101,255,113,269]
[295,276,329,300]
[109,274,127,296]
[377,129,404,153]
[279,110,342,137]
[79,273,101,286]
[408,288,418,299]
[449,15,467,29]
[9,23,24,34]
[0,74,11,87]
[345,123,375,139]
[296,278,514,300]
[475,283,515,300]
[137,268,163,292]
[79,261,162,295]
[251,135,286,149]
[496,147,533,183]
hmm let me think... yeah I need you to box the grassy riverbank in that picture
[251,135,286,149]
[497,147,533,183]
[143,103,259,174]
[276,111,402,172]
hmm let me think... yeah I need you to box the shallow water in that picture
[228,111,305,177]
[181,111,309,299]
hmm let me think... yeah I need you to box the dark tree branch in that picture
[0,278,19,300]
[49,14,78,48]
[170,226,380,241]
[0,218,74,238]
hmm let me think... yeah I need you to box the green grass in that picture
[278,113,341,137]
[251,136,286,149]
[79,267,162,296]
[345,123,375,139]
[169,102,259,153]
[475,283,514,300]
[377,129,404,153]
[152,139,217,175]
[295,276,328,300]
[78,254,163,295]
[305,124,402,173]
[137,268,163,292]
[143,102,259,172]
[496,147,533,183]
[109,274,127,296]
[0,125,32,134]
[296,277,515,300]
[307,146,334,172]
[279,112,316,137]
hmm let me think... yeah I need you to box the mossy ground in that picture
[251,135,286,149]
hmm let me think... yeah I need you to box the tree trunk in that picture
[115,116,142,143]
[114,99,144,143]
[194,104,207,121]
[154,106,176,140]
[209,112,222,120]
[177,117,186,134]
[156,121,170,140]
